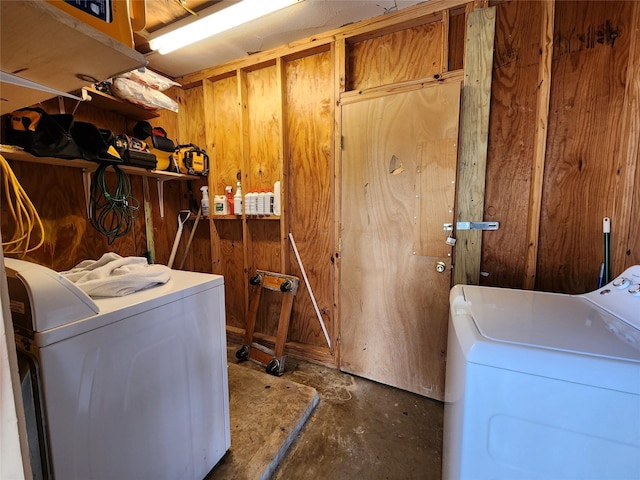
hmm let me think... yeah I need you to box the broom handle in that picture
[603,217,611,284]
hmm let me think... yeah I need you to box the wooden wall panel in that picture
[206,75,244,321]
[537,1,633,293]
[2,161,147,270]
[250,220,284,336]
[348,22,444,91]
[628,159,640,265]
[284,51,334,350]
[246,65,281,192]
[209,76,241,194]
[171,85,211,273]
[448,6,468,70]
[175,85,205,147]
[612,1,640,272]
[212,219,245,329]
[244,65,283,334]
[480,1,544,287]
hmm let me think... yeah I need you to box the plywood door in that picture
[340,81,461,400]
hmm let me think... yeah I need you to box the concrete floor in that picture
[210,343,444,479]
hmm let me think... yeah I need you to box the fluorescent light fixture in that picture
[149,0,304,55]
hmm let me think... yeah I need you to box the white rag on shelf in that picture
[60,252,171,297]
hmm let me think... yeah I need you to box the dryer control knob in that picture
[627,283,640,296]
[613,277,630,289]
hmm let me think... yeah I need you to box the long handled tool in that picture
[178,204,202,270]
[289,233,332,349]
[168,210,191,268]
[603,217,611,285]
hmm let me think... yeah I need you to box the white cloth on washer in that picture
[60,252,171,297]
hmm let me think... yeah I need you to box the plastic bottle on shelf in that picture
[214,194,227,215]
[252,191,259,214]
[200,186,210,216]
[273,181,281,216]
[233,182,242,215]
[244,191,254,215]
[265,190,274,216]
[225,186,233,211]
[257,189,266,215]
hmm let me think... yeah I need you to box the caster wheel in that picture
[280,279,292,292]
[235,345,249,361]
[266,358,280,376]
[249,274,262,286]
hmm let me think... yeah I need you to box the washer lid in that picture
[462,286,640,362]
[4,258,99,332]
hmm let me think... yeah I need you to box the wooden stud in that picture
[202,79,222,273]
[276,58,289,275]
[442,9,450,72]
[522,0,555,290]
[238,69,252,314]
[613,0,640,273]
[453,7,496,286]
[333,38,346,362]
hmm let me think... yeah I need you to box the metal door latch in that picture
[456,221,499,231]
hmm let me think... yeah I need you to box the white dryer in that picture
[443,266,640,480]
[5,258,230,480]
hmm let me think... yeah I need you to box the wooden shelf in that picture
[0,0,146,115]
[1,147,200,219]
[1,148,196,180]
[246,215,281,220]
[212,215,281,220]
[82,87,160,120]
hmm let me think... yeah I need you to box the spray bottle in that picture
[233,181,243,215]
[225,186,233,211]
[200,186,210,216]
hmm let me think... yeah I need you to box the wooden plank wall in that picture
[284,50,334,357]
[171,0,640,366]
[537,0,637,292]
[481,1,546,288]
[348,21,445,90]
[3,0,640,367]
[204,75,245,328]
[618,3,640,269]
[481,0,640,293]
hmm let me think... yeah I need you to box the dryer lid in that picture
[462,286,640,362]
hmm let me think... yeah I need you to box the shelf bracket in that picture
[156,177,178,219]
[0,71,84,101]
[82,167,97,219]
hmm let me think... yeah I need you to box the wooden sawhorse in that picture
[235,270,299,376]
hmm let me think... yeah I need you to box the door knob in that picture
[436,261,446,273]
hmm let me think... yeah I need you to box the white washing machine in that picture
[443,265,640,480]
[5,258,230,480]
